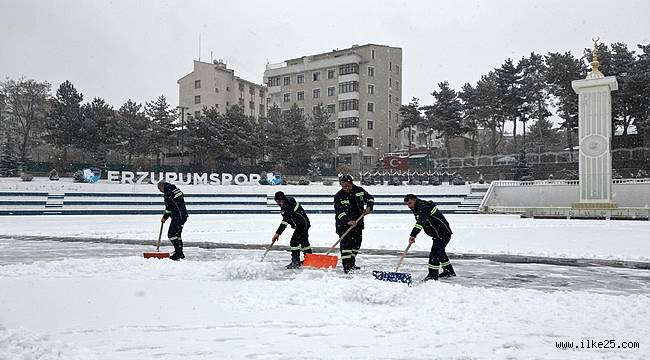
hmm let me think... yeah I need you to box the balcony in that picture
[338,73,360,83]
[338,110,359,118]
[338,92,359,101]
[338,145,361,154]
[338,128,360,136]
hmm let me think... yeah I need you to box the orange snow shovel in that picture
[303,214,365,269]
[143,222,170,259]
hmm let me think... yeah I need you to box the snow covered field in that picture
[1,238,649,360]
[1,213,649,262]
[1,211,649,359]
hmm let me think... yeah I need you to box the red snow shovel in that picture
[372,243,413,285]
[303,214,365,269]
[143,223,170,259]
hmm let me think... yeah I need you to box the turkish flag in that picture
[383,156,409,171]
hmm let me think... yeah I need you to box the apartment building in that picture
[178,60,266,120]
[263,44,402,174]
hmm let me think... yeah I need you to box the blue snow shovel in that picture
[373,243,413,285]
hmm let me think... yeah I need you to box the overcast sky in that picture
[1,0,649,110]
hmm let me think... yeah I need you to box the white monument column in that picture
[571,39,618,209]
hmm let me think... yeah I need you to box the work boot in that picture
[342,258,354,274]
[170,240,185,261]
[439,264,456,278]
[286,252,301,269]
[422,269,439,282]
[285,261,301,269]
[350,257,361,271]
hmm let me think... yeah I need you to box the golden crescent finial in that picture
[592,36,600,43]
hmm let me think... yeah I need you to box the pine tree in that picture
[398,98,424,156]
[46,80,83,164]
[495,58,524,151]
[475,72,505,155]
[0,133,20,177]
[459,83,480,156]
[284,104,311,173]
[309,103,334,176]
[422,82,465,157]
[145,95,176,167]
[519,52,551,151]
[267,104,292,168]
[545,52,587,151]
[116,99,151,165]
[79,98,118,171]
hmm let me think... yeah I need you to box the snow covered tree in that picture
[79,98,118,171]
[45,80,83,164]
[284,104,311,173]
[475,72,505,155]
[145,95,176,167]
[422,82,466,157]
[518,52,551,151]
[0,78,51,162]
[545,52,587,152]
[222,105,256,165]
[0,133,20,177]
[116,99,151,165]
[398,98,425,156]
[495,58,524,151]
[309,103,334,176]
[266,104,292,168]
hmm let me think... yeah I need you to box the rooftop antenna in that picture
[211,51,213,63]
[198,33,201,61]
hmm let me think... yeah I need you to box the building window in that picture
[238,98,244,106]
[313,88,321,98]
[395,64,400,74]
[339,99,359,111]
[327,104,336,113]
[239,83,245,91]
[297,74,304,84]
[226,86,230,91]
[194,80,201,89]
[396,80,400,90]
[395,97,400,105]
[194,95,201,104]
[328,86,335,97]
[367,102,374,112]
[313,71,321,81]
[367,120,374,130]
[327,69,335,79]
[389,127,392,136]
[215,87,219,93]
[283,93,291,102]
[249,101,255,109]
[339,135,359,146]
[339,63,359,75]
[249,87,255,95]
[389,62,392,71]
[339,81,359,94]
[389,111,392,120]
[339,117,359,128]
[363,155,372,165]
[284,76,290,86]
[259,104,265,117]
[367,84,374,95]
[389,94,392,104]
[389,78,392,87]
[366,138,374,147]
[268,77,280,87]
[371,49,375,59]
[297,91,304,101]
[259,89,265,97]
[367,66,375,77]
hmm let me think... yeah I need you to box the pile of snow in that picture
[0,327,97,360]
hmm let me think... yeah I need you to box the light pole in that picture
[358,131,365,177]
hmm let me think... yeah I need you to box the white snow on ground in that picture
[1,213,649,262]
[1,255,648,359]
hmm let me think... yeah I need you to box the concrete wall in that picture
[481,180,650,210]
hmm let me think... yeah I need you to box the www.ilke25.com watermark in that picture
[556,339,640,350]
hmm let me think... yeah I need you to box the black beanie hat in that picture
[274,191,287,201]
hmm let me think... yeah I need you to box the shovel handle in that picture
[155,222,164,252]
[395,242,412,272]
[260,239,276,262]
[326,214,365,255]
